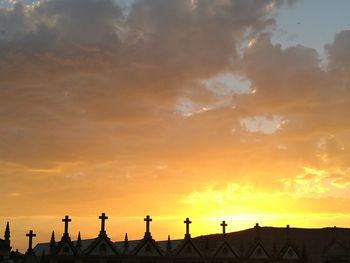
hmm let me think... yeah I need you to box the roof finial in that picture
[286,224,290,240]
[166,235,172,252]
[254,223,260,241]
[144,215,152,238]
[184,218,192,239]
[4,222,10,249]
[4,221,10,248]
[221,220,228,236]
[50,231,56,250]
[4,221,10,240]
[99,213,108,235]
[62,215,71,238]
[26,230,36,252]
[124,233,129,250]
[76,232,82,250]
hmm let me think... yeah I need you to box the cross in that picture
[99,213,108,233]
[26,230,36,251]
[221,221,228,235]
[62,215,71,236]
[184,218,192,238]
[144,215,152,234]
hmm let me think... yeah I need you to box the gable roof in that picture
[174,238,202,258]
[323,239,348,257]
[53,236,78,257]
[279,240,301,260]
[213,239,238,258]
[132,237,164,257]
[84,233,119,256]
[246,241,270,259]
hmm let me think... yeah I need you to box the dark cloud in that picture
[239,33,323,112]
[0,0,297,73]
[0,0,298,163]
[124,0,286,76]
[0,0,122,49]
[327,30,350,71]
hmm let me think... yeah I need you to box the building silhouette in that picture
[0,222,11,262]
[2,214,350,263]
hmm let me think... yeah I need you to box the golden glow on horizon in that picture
[3,161,350,251]
[4,212,350,252]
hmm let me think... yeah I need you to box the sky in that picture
[0,0,350,252]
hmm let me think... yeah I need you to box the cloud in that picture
[0,0,122,48]
[0,0,298,73]
[326,30,350,71]
[0,0,299,165]
[238,33,323,113]
[240,114,286,135]
[2,0,350,223]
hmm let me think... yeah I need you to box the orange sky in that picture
[1,0,350,252]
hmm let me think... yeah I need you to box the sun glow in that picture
[182,183,292,220]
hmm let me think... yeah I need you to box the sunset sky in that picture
[1,0,350,251]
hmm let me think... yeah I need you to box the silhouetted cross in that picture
[26,230,36,251]
[221,221,228,235]
[184,218,192,237]
[99,213,108,233]
[62,215,71,235]
[144,215,152,233]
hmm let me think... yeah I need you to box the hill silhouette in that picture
[31,225,350,262]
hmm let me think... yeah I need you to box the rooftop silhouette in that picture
[1,214,350,262]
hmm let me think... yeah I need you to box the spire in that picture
[166,235,172,252]
[76,232,82,250]
[50,231,56,250]
[4,222,10,248]
[123,233,129,250]
[4,221,10,240]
